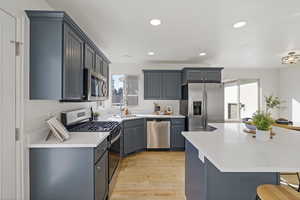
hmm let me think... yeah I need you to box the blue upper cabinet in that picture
[63,23,84,100]
[182,67,223,84]
[26,10,110,101]
[162,71,182,100]
[144,70,182,100]
[144,71,163,99]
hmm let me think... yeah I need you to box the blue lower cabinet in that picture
[171,119,186,150]
[121,118,185,156]
[30,140,108,200]
[185,141,280,200]
[185,140,206,200]
[122,119,146,156]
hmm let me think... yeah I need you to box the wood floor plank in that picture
[110,151,186,200]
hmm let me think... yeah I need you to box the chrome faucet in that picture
[119,102,123,117]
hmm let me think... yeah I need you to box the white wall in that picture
[106,63,281,117]
[279,67,300,122]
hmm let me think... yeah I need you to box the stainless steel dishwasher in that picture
[147,120,170,149]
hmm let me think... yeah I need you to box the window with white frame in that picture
[111,74,139,107]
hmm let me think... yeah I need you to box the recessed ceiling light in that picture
[148,51,155,56]
[150,19,161,26]
[233,21,247,29]
[199,52,207,56]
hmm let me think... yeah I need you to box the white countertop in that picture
[100,114,186,122]
[29,132,109,148]
[182,123,300,173]
[29,114,184,149]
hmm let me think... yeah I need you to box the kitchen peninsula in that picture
[183,123,300,200]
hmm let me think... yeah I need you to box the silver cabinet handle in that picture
[96,166,101,171]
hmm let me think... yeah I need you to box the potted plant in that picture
[252,111,274,141]
[265,95,282,113]
[93,112,100,120]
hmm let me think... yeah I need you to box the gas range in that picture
[67,121,120,132]
[61,108,122,192]
[61,109,121,136]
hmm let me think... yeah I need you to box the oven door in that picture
[108,127,121,182]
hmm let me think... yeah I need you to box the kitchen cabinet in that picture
[84,44,95,70]
[171,119,186,150]
[185,140,205,200]
[121,117,185,156]
[63,23,84,100]
[122,119,146,156]
[182,67,223,84]
[162,71,182,100]
[30,139,108,200]
[144,71,162,99]
[102,60,109,79]
[144,70,182,100]
[95,152,108,200]
[95,54,103,74]
[103,60,109,97]
[185,140,280,200]
[26,10,110,101]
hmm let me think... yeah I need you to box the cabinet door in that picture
[95,152,108,200]
[144,71,162,99]
[184,69,222,83]
[123,127,137,154]
[162,71,182,100]
[185,141,206,200]
[187,70,205,82]
[84,44,95,70]
[63,23,84,100]
[95,54,103,74]
[103,61,109,97]
[204,71,221,83]
[135,125,145,150]
[102,61,109,79]
[172,125,185,149]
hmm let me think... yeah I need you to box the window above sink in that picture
[111,74,139,107]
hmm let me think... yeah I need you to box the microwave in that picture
[84,68,108,101]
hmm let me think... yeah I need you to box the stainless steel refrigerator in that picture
[180,83,224,131]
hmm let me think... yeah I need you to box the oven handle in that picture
[110,132,121,144]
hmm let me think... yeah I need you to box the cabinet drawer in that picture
[171,118,185,126]
[94,139,108,163]
[95,151,108,200]
[123,119,144,128]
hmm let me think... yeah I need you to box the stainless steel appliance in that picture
[147,120,170,149]
[61,109,121,194]
[180,83,224,131]
[84,68,108,101]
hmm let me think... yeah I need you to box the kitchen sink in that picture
[112,114,137,119]
[196,125,217,132]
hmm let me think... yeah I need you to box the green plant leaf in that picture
[252,111,274,131]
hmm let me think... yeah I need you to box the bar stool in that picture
[281,172,300,192]
[256,184,300,200]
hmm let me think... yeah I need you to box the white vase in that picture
[256,129,270,141]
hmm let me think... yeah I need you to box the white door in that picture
[0,9,16,200]
[225,79,260,121]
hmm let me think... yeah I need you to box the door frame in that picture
[0,7,25,200]
[224,79,261,122]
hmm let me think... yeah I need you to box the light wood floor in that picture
[110,151,186,200]
[109,151,300,200]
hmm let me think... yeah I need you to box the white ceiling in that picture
[46,0,300,68]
